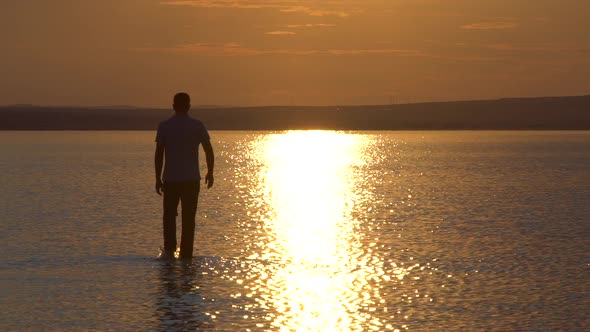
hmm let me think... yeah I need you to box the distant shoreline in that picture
[4,129,590,131]
[1,95,589,130]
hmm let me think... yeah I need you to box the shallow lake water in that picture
[1,131,589,331]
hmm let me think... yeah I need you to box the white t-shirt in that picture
[155,113,210,182]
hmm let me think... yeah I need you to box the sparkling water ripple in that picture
[1,131,589,331]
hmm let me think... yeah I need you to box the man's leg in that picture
[179,181,200,259]
[163,182,181,253]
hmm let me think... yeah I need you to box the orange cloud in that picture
[265,31,296,35]
[160,0,290,9]
[286,23,336,28]
[486,43,590,54]
[160,0,360,17]
[461,22,518,30]
[134,43,427,57]
[279,5,356,17]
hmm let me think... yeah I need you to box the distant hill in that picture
[1,95,589,130]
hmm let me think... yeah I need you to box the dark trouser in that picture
[163,181,200,259]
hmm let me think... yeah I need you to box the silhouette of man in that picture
[155,92,214,259]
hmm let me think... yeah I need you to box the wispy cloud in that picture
[160,1,360,17]
[160,0,288,9]
[134,42,427,57]
[486,43,590,54]
[138,43,268,56]
[265,31,296,35]
[134,42,530,65]
[279,6,357,17]
[461,22,518,30]
[286,23,336,28]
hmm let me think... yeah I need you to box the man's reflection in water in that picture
[155,261,213,331]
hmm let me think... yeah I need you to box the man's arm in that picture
[202,139,215,189]
[154,143,164,195]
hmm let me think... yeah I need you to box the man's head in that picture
[173,92,191,113]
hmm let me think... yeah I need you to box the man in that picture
[154,92,214,259]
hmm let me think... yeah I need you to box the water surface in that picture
[1,131,589,331]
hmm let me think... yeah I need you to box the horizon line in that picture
[1,94,589,110]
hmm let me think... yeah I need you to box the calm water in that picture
[1,131,589,331]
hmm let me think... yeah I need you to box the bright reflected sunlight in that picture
[246,131,396,331]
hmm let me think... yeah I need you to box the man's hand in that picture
[154,143,164,195]
[202,140,215,190]
[155,179,164,195]
[205,172,214,189]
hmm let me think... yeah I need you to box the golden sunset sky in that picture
[1,0,589,107]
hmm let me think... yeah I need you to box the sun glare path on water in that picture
[240,131,405,331]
